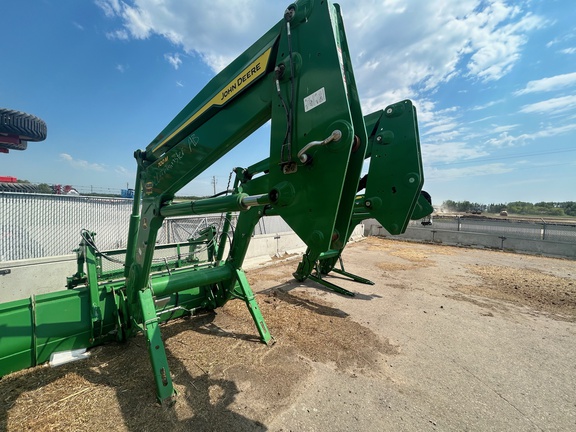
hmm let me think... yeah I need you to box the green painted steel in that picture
[160,194,251,218]
[121,0,367,403]
[220,98,432,291]
[299,101,432,293]
[233,269,271,344]
[150,266,232,298]
[0,287,117,376]
[362,100,424,235]
[0,0,433,406]
[411,193,434,220]
[266,2,368,263]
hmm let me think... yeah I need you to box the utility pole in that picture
[211,176,217,195]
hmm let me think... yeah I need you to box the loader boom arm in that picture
[0,0,432,406]
[122,0,368,402]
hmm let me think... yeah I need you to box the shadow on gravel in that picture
[0,314,268,432]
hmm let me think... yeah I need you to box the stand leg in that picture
[331,268,375,285]
[308,273,356,296]
[331,256,375,285]
[234,269,272,344]
[139,289,176,404]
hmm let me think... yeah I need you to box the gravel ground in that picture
[1,237,575,431]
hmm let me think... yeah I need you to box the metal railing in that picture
[1,192,294,262]
[409,215,576,243]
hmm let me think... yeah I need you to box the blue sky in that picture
[2,0,575,205]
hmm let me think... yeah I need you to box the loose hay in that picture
[377,262,418,272]
[0,273,393,432]
[3,238,573,431]
[455,265,576,321]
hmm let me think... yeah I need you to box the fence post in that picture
[457,216,461,232]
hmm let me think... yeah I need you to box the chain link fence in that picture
[0,192,294,262]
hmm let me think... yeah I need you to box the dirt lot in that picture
[1,237,575,431]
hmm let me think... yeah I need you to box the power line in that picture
[508,162,576,172]
[432,147,576,167]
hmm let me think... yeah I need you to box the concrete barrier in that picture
[363,219,576,259]
[0,225,365,303]
[0,255,78,302]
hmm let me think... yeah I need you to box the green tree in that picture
[560,202,576,216]
[37,183,53,194]
[442,200,457,211]
[488,203,507,213]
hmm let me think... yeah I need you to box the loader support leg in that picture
[308,273,356,297]
[85,242,103,341]
[234,269,272,344]
[332,258,375,285]
[139,289,176,404]
[331,268,375,285]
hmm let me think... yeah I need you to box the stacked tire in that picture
[0,108,47,153]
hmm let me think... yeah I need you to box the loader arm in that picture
[121,0,367,402]
[228,101,433,294]
[0,0,433,406]
[304,101,434,293]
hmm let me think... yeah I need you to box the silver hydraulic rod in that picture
[160,193,271,218]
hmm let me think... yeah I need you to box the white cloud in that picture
[115,166,133,177]
[95,0,121,18]
[122,3,154,39]
[116,64,126,73]
[423,121,460,136]
[485,123,576,147]
[417,101,459,128]
[468,115,497,124]
[426,163,513,181]
[96,0,279,72]
[60,154,107,172]
[515,72,576,95]
[96,0,545,97]
[498,123,520,133]
[546,32,576,48]
[106,29,129,40]
[519,95,576,114]
[346,0,545,104]
[471,99,505,111]
[422,142,489,164]
[73,22,84,31]
[465,9,544,82]
[164,53,182,70]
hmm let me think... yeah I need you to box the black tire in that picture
[0,108,47,142]
[421,190,432,205]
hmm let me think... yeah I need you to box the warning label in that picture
[303,87,326,112]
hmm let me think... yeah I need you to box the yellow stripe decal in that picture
[152,48,272,153]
